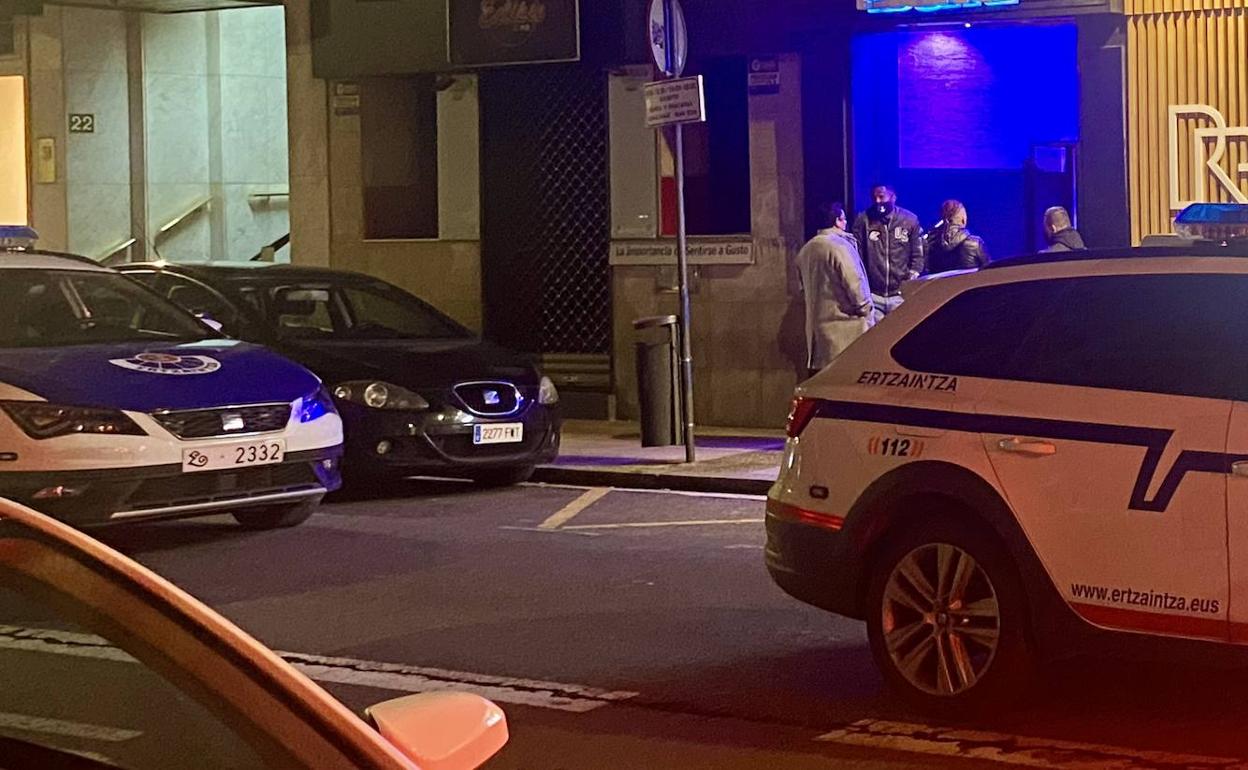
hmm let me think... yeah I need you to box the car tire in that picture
[865,514,1033,713]
[469,466,535,488]
[232,499,316,530]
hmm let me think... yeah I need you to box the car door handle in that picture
[1232,461,1248,478]
[997,437,1057,457]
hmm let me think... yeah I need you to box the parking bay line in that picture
[281,651,639,713]
[561,518,764,531]
[0,710,142,743]
[535,486,613,530]
[0,625,638,715]
[817,719,1248,770]
[523,481,767,503]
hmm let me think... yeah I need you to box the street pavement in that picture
[80,480,1248,770]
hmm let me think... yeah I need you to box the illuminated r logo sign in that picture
[1169,104,1248,210]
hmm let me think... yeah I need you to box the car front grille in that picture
[127,463,319,512]
[452,382,523,416]
[152,403,292,439]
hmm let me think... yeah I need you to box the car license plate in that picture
[182,439,285,473]
[473,423,523,445]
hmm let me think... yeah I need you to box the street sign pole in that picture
[659,0,696,463]
[672,121,695,463]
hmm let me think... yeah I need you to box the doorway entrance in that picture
[851,22,1080,259]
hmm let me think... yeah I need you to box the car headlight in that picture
[538,376,559,405]
[332,381,430,411]
[299,385,338,423]
[1,402,145,439]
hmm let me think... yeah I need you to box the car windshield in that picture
[0,269,212,349]
[241,278,471,341]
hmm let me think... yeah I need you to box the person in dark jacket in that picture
[852,184,924,318]
[926,200,990,274]
[1042,206,1086,252]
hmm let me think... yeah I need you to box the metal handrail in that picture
[251,232,291,262]
[248,191,290,203]
[99,237,137,266]
[153,196,211,259]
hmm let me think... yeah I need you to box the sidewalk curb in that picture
[531,466,773,496]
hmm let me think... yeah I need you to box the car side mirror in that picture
[195,313,225,334]
[366,692,507,770]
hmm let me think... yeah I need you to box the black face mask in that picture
[869,202,895,220]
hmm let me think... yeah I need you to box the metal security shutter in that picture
[479,65,611,357]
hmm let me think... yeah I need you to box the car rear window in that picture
[229,278,470,341]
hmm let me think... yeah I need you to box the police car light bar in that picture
[1173,203,1248,242]
[0,225,39,251]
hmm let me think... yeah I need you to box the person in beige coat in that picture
[796,203,875,377]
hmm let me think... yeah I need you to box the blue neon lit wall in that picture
[852,23,1080,257]
[896,25,1079,169]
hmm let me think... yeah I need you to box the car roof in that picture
[0,248,113,272]
[120,261,379,284]
[986,241,1248,271]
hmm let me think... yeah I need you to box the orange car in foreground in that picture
[0,496,507,769]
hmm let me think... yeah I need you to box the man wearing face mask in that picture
[852,184,925,318]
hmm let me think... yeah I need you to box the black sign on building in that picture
[448,0,580,66]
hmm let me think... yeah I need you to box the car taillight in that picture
[786,396,819,438]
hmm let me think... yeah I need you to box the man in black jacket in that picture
[1042,206,1086,252]
[926,200,990,274]
[852,184,924,317]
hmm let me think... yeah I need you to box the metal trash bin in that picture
[633,314,682,448]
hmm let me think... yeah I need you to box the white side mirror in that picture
[366,692,507,770]
[196,314,225,334]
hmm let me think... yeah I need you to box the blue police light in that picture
[1173,203,1248,241]
[0,225,38,250]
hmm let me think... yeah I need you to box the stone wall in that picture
[611,55,807,429]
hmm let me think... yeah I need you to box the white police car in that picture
[0,226,343,528]
[766,204,1248,710]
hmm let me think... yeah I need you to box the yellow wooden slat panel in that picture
[1126,0,1245,15]
[1133,17,1143,243]
[1127,8,1248,239]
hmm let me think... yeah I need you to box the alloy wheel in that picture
[880,542,1001,697]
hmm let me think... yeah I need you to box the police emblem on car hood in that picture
[109,352,221,376]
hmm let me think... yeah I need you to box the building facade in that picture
[2,0,1245,427]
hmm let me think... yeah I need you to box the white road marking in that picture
[537,487,612,530]
[562,518,764,531]
[0,626,637,715]
[523,482,766,502]
[0,711,142,743]
[282,651,638,713]
[0,625,135,662]
[817,719,1248,770]
[607,487,767,502]
[498,525,603,537]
